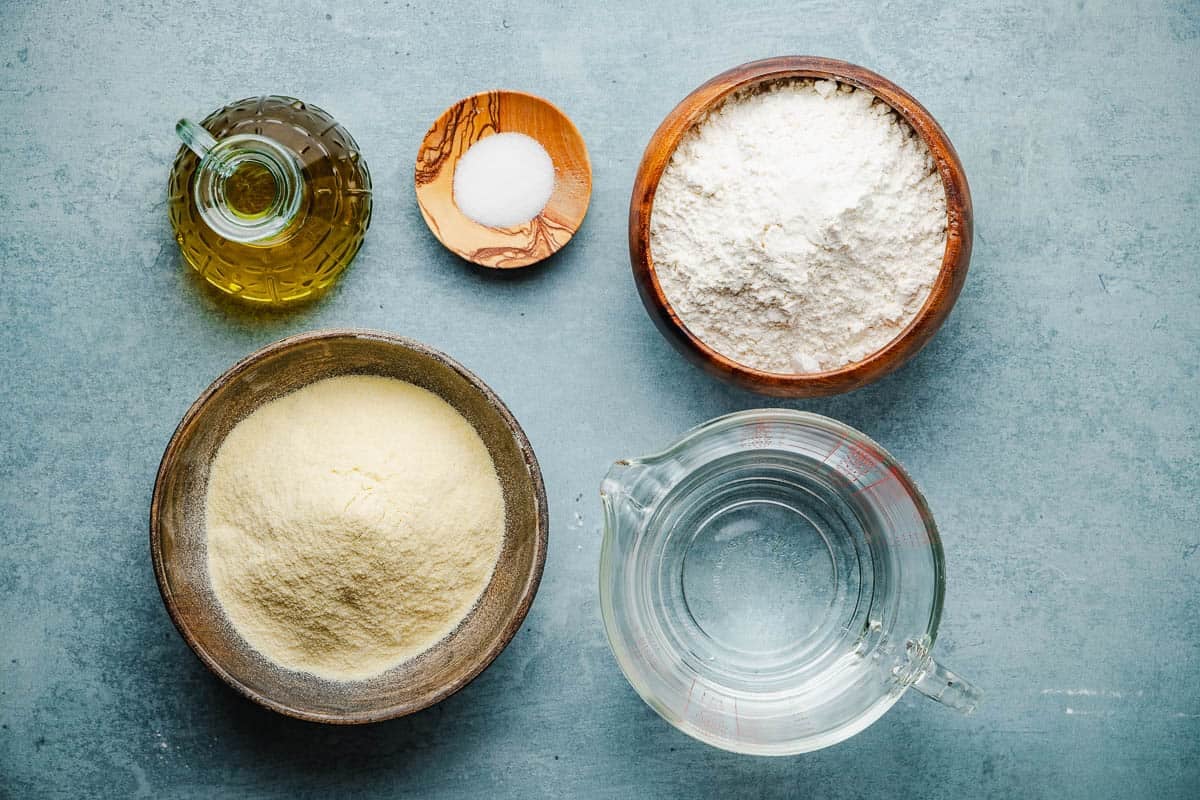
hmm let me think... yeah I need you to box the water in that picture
[644,451,876,689]
[601,410,952,753]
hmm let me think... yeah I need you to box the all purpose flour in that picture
[650,79,948,374]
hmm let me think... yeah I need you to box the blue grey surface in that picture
[1,1,1198,797]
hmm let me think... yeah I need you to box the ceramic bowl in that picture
[629,56,972,397]
[150,329,548,723]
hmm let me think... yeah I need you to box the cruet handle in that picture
[176,118,218,159]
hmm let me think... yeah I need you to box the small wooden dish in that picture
[629,56,973,397]
[416,90,592,268]
[150,330,548,724]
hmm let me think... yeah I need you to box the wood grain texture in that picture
[416,91,591,268]
[629,56,973,397]
[149,330,549,724]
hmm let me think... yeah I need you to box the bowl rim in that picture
[628,56,973,397]
[149,328,549,724]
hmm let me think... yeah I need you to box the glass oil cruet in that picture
[167,96,372,305]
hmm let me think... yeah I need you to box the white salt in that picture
[453,132,555,228]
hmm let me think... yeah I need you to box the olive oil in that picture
[225,162,276,220]
[168,96,372,304]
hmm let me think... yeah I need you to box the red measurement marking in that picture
[856,463,902,493]
[743,421,775,449]
[827,439,883,486]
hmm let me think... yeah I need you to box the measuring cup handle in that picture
[176,118,218,159]
[911,657,982,714]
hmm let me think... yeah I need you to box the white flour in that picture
[650,79,947,374]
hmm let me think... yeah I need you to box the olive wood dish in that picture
[629,56,973,397]
[416,90,592,268]
[150,329,548,723]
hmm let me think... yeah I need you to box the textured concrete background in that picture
[1,1,1197,797]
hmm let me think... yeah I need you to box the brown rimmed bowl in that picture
[150,329,548,723]
[629,56,972,397]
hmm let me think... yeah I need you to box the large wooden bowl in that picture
[150,330,548,723]
[629,56,972,397]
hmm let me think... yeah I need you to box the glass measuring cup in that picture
[599,410,980,755]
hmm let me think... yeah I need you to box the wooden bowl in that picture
[416,90,592,268]
[629,56,972,397]
[149,329,548,723]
